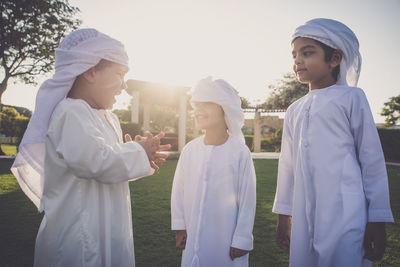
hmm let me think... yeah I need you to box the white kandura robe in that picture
[171,136,256,267]
[34,98,152,267]
[273,85,394,267]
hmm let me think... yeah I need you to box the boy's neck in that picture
[68,87,101,109]
[204,127,229,146]
[309,76,336,90]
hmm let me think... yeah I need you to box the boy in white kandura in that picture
[11,28,170,267]
[273,18,394,267]
[171,77,256,267]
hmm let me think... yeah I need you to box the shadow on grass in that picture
[0,158,14,175]
[0,190,43,267]
[0,159,42,266]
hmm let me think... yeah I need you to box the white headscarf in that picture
[292,18,362,87]
[11,28,129,211]
[191,76,245,143]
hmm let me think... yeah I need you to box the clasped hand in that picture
[125,131,171,170]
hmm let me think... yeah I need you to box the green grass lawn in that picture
[0,159,399,267]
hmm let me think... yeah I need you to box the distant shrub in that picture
[378,128,400,163]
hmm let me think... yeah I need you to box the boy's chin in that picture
[295,73,310,84]
[104,98,117,110]
[297,77,310,84]
[101,102,114,110]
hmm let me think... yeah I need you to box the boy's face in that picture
[192,102,226,131]
[88,62,129,110]
[292,37,337,88]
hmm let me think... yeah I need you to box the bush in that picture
[244,134,282,152]
[245,135,254,151]
[0,106,30,147]
[247,128,399,159]
[159,134,197,151]
[261,138,276,152]
[120,122,141,138]
[13,117,29,146]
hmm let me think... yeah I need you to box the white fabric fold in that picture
[191,76,245,143]
[292,18,362,87]
[11,28,129,211]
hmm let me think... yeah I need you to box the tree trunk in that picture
[0,77,9,155]
[0,76,9,105]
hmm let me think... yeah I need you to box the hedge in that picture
[378,128,400,163]
[120,122,141,139]
[244,129,400,162]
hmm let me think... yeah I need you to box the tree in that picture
[381,94,400,127]
[0,106,29,136]
[0,0,81,103]
[1,104,32,117]
[262,73,308,110]
[240,96,252,109]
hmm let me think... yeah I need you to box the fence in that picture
[0,137,19,145]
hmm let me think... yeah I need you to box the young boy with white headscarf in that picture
[11,28,170,267]
[171,77,256,267]
[272,18,394,267]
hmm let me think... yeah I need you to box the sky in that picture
[3,0,400,122]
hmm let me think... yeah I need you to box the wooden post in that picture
[143,104,150,132]
[254,109,261,153]
[131,91,139,124]
[178,95,187,152]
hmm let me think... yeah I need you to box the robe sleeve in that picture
[231,150,256,251]
[272,110,294,216]
[350,89,394,222]
[49,102,151,184]
[170,150,187,230]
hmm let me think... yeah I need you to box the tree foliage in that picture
[240,96,252,109]
[262,73,308,110]
[381,94,400,127]
[0,0,81,103]
[0,106,29,137]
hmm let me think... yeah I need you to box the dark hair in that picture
[314,40,340,81]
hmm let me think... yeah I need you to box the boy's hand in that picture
[176,230,187,250]
[125,131,171,170]
[364,222,387,261]
[276,214,291,252]
[229,247,249,260]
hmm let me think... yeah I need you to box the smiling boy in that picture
[11,28,170,267]
[171,77,256,267]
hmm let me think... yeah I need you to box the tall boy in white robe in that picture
[171,77,256,267]
[11,29,170,267]
[272,18,394,267]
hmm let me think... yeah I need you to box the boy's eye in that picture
[303,51,314,56]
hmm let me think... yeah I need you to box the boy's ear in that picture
[330,50,342,68]
[81,67,97,84]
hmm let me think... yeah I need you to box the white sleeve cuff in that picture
[368,209,394,222]
[272,203,292,216]
[231,235,253,251]
[171,219,186,230]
